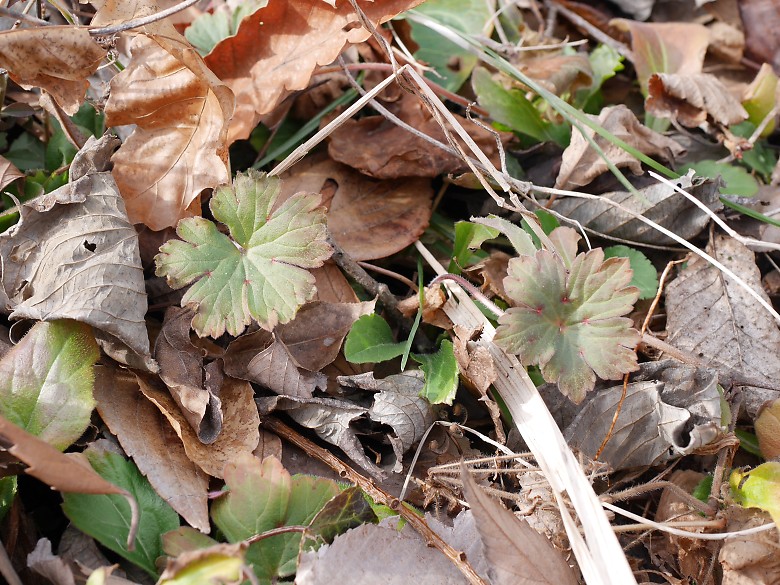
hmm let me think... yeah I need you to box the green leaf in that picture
[471,67,567,146]
[730,462,780,525]
[62,444,179,578]
[603,245,658,300]
[211,454,339,581]
[155,170,331,337]
[450,220,499,273]
[344,314,407,364]
[692,475,713,503]
[5,132,44,171]
[408,0,493,92]
[494,248,640,402]
[0,477,16,524]
[412,340,459,405]
[0,320,99,451]
[577,44,624,110]
[681,159,759,197]
[743,65,777,137]
[521,209,560,248]
[304,486,377,550]
[471,215,537,256]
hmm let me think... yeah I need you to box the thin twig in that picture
[0,6,49,26]
[88,0,200,35]
[358,262,418,292]
[262,416,490,585]
[547,0,633,61]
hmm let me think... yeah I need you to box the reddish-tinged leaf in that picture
[204,0,425,142]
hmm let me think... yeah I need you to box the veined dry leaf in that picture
[94,366,210,533]
[223,329,327,398]
[611,19,709,91]
[647,73,748,127]
[311,262,359,303]
[0,27,106,115]
[718,506,780,584]
[327,91,512,179]
[0,135,155,372]
[0,155,23,191]
[137,373,259,479]
[279,153,433,261]
[551,172,722,245]
[555,105,685,190]
[460,464,579,585]
[155,307,222,444]
[665,234,780,417]
[203,0,425,142]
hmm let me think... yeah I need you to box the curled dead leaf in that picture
[647,73,748,127]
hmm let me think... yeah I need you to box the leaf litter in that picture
[1,1,780,584]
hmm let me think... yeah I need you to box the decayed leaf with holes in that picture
[0,27,106,115]
[647,73,748,127]
[155,170,331,338]
[493,228,640,402]
[203,0,425,142]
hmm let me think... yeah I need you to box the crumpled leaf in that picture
[493,227,640,402]
[551,172,723,245]
[211,454,339,582]
[0,155,23,192]
[460,463,579,585]
[0,27,106,115]
[611,19,709,91]
[94,366,210,533]
[560,361,723,470]
[155,307,222,443]
[665,234,780,417]
[555,104,685,190]
[0,135,155,372]
[223,329,328,398]
[203,0,425,142]
[155,170,331,337]
[279,153,433,261]
[718,505,780,583]
[0,320,98,452]
[647,73,749,127]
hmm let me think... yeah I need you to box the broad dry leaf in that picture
[647,73,748,127]
[611,19,709,91]
[460,464,579,585]
[739,0,780,73]
[223,329,328,398]
[665,234,780,417]
[0,135,154,372]
[718,506,780,584]
[203,0,425,142]
[0,155,23,191]
[155,307,222,444]
[555,105,685,190]
[94,366,210,533]
[327,91,512,179]
[551,172,722,245]
[137,373,259,479]
[514,53,593,96]
[0,27,106,114]
[312,262,359,303]
[279,153,432,261]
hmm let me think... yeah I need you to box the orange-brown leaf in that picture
[0,27,105,115]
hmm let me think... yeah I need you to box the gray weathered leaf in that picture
[0,135,154,371]
[561,361,723,470]
[665,234,780,416]
[460,463,579,585]
[551,172,722,245]
[155,307,222,444]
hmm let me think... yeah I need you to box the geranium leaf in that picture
[494,248,640,402]
[155,170,331,337]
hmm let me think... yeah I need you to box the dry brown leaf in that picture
[327,91,511,179]
[0,27,106,115]
[94,366,210,533]
[0,155,23,191]
[155,307,222,444]
[312,262,359,303]
[555,105,685,190]
[276,300,376,371]
[137,373,259,479]
[280,154,432,261]
[460,463,579,585]
[223,329,327,398]
[647,73,748,127]
[611,19,709,91]
[718,506,780,584]
[514,53,593,96]
[203,0,424,142]
[739,0,780,73]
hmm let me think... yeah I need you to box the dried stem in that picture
[262,416,490,585]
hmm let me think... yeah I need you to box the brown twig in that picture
[262,416,489,585]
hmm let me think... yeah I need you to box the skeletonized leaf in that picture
[155,170,331,337]
[0,320,98,451]
[0,135,154,372]
[494,245,640,402]
[0,27,106,114]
